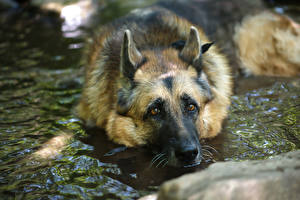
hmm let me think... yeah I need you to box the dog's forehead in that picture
[158,71,176,79]
[156,72,200,101]
[139,48,187,72]
[135,48,205,103]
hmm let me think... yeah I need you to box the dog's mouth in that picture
[150,147,202,168]
[166,153,202,168]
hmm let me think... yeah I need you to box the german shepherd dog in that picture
[77,7,232,167]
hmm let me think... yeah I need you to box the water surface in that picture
[0,1,299,199]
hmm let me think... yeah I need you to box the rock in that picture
[156,150,300,200]
[139,194,158,200]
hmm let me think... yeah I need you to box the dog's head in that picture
[116,27,213,167]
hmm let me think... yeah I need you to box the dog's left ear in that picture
[120,29,144,81]
[117,30,144,116]
[180,26,213,75]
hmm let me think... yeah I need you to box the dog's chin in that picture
[183,160,201,168]
[167,160,201,168]
[167,156,202,168]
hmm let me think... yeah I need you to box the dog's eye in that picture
[150,107,160,116]
[187,104,196,112]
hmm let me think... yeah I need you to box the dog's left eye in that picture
[187,104,196,112]
[150,107,160,116]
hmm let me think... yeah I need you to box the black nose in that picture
[175,146,199,163]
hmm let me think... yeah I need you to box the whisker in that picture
[156,158,167,168]
[161,160,169,168]
[202,153,213,160]
[201,154,209,162]
[202,145,218,154]
[150,153,165,168]
[202,149,213,156]
[202,152,212,157]
[151,153,163,163]
[200,154,204,160]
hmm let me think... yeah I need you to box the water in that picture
[0,1,299,199]
[221,78,299,161]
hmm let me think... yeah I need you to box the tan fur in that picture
[77,8,232,147]
[234,11,300,77]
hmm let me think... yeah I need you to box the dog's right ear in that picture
[120,30,144,81]
[180,26,213,76]
[180,26,203,76]
[180,26,202,63]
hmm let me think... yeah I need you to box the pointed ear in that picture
[180,26,201,63]
[180,26,202,75]
[120,30,144,80]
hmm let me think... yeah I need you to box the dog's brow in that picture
[162,76,173,92]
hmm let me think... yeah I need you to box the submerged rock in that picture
[152,150,300,200]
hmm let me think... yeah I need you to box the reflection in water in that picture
[60,0,96,38]
[32,132,72,159]
[61,5,83,31]
[0,0,299,199]
[222,79,299,161]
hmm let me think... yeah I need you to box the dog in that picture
[77,7,232,167]
[234,11,300,77]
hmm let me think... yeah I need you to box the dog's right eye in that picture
[150,107,160,116]
[187,104,196,112]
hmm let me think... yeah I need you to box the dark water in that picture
[0,1,299,200]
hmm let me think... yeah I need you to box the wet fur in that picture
[77,7,232,147]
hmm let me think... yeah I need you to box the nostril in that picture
[175,147,198,162]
